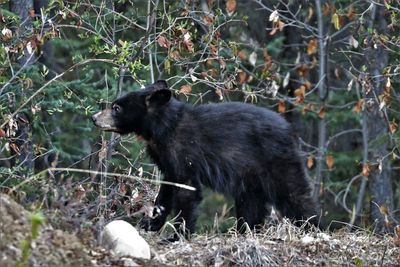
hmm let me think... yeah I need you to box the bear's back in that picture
[176,101,294,155]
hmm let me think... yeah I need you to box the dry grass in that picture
[1,192,398,267]
[140,220,400,266]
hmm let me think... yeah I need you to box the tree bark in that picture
[313,0,328,203]
[10,0,35,65]
[364,4,393,232]
[10,0,35,174]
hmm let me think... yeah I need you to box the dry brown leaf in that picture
[226,0,237,16]
[270,27,278,37]
[10,143,20,155]
[352,99,364,114]
[210,44,218,56]
[179,85,192,94]
[278,100,286,113]
[347,5,355,20]
[157,35,170,48]
[263,50,273,71]
[323,2,330,17]
[307,39,318,55]
[277,20,285,31]
[0,128,5,138]
[184,39,194,52]
[297,64,309,77]
[208,68,218,77]
[238,50,247,60]
[238,70,247,84]
[182,29,194,53]
[294,85,306,102]
[206,58,214,65]
[203,15,214,26]
[28,8,35,18]
[169,50,180,61]
[215,88,223,100]
[270,20,285,35]
[326,155,334,170]
[294,86,306,97]
[362,163,370,177]
[263,50,272,62]
[119,184,127,195]
[304,80,312,90]
[318,106,326,119]
[307,156,314,169]
[389,121,398,134]
[215,30,221,39]
[302,104,314,114]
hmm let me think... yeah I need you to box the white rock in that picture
[121,257,139,267]
[316,232,331,242]
[102,220,150,259]
[301,235,315,245]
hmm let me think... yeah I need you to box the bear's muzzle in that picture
[92,109,119,132]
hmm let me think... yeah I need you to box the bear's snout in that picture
[91,109,118,132]
[91,111,102,124]
[91,114,97,123]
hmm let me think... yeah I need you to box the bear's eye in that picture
[113,105,121,113]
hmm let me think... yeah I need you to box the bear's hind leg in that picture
[235,186,267,233]
[274,177,319,227]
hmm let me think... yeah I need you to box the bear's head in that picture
[92,80,172,136]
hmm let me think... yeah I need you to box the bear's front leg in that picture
[172,186,203,237]
[140,184,173,231]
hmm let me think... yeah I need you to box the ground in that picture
[144,223,400,266]
[1,193,399,266]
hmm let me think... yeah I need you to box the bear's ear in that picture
[152,80,169,90]
[146,89,172,107]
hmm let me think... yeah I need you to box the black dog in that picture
[92,80,318,236]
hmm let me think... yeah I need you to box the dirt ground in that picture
[1,193,399,266]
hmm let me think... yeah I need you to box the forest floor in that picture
[142,227,400,266]
[1,193,399,267]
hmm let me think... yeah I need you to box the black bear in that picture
[92,80,318,236]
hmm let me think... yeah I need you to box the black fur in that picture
[92,80,318,236]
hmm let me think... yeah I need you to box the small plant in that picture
[15,212,45,267]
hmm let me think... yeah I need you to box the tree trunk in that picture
[10,0,35,174]
[313,0,328,204]
[10,0,35,65]
[364,4,393,233]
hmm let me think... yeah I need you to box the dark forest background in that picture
[0,0,399,234]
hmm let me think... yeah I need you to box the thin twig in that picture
[9,167,196,192]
